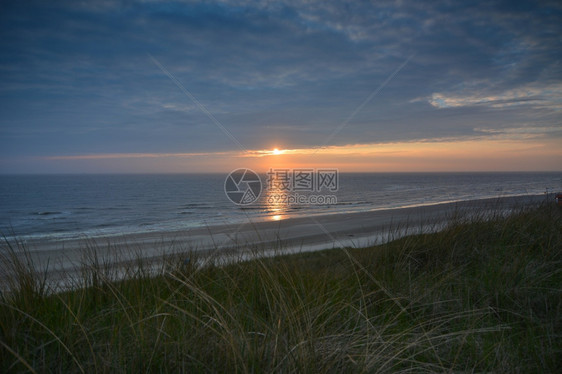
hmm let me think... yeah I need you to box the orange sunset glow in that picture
[38,137,561,173]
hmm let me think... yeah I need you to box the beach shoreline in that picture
[3,194,548,279]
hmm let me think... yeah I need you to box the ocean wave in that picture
[335,201,372,206]
[34,211,64,216]
[181,203,214,209]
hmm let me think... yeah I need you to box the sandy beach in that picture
[4,194,546,281]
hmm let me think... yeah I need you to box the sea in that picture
[1,172,560,241]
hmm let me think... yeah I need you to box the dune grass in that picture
[0,203,561,373]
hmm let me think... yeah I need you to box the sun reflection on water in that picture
[263,172,290,221]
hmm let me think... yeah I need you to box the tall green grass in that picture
[1,203,560,372]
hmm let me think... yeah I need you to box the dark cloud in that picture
[0,0,561,166]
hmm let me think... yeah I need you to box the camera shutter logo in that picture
[224,169,262,205]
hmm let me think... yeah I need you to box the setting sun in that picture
[272,148,283,155]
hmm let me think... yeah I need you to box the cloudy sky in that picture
[1,0,561,173]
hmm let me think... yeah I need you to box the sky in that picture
[0,0,561,174]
